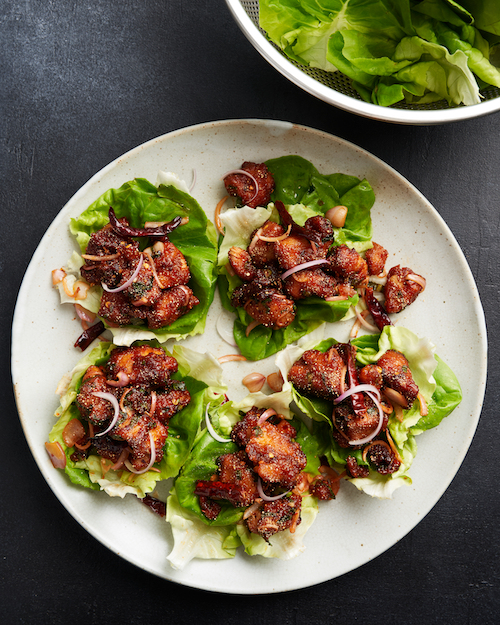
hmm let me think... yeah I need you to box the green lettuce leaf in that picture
[49,342,224,498]
[168,390,328,565]
[64,175,217,345]
[218,155,375,361]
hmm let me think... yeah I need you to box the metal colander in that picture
[226,0,500,124]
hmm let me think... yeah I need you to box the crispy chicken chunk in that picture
[365,241,388,277]
[327,244,368,287]
[76,365,115,425]
[224,161,275,209]
[359,349,419,407]
[245,493,302,542]
[288,346,345,400]
[146,285,199,329]
[384,265,424,313]
[105,345,178,387]
[232,408,306,489]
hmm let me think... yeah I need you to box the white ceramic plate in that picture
[12,119,487,594]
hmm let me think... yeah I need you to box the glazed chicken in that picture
[223,161,275,209]
[74,346,191,472]
[194,406,331,542]
[288,343,418,476]
[80,211,198,330]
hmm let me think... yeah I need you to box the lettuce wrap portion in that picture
[166,390,333,570]
[48,342,226,499]
[217,155,375,361]
[259,0,500,107]
[276,325,462,498]
[55,173,218,346]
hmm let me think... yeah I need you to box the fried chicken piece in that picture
[345,456,370,479]
[198,496,222,521]
[365,241,388,277]
[75,365,115,425]
[153,388,191,422]
[228,247,258,282]
[90,435,128,463]
[288,346,345,400]
[106,345,178,388]
[194,481,245,507]
[333,399,382,445]
[283,268,337,300]
[216,451,259,507]
[111,410,169,471]
[364,442,401,475]
[241,288,296,329]
[98,290,148,326]
[80,223,137,288]
[327,244,368,287]
[245,493,302,542]
[274,234,320,270]
[248,221,285,266]
[384,265,424,313]
[147,240,191,290]
[121,260,161,307]
[224,161,275,209]
[232,409,306,489]
[146,285,199,329]
[375,349,419,407]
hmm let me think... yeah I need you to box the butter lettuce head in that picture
[277,326,462,498]
[260,0,500,106]
[65,176,218,345]
[218,155,375,361]
[49,342,225,498]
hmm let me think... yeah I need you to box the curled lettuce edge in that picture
[259,0,500,107]
[166,390,327,568]
[276,325,463,499]
[48,341,226,499]
[55,172,218,346]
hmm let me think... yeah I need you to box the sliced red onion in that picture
[124,432,156,474]
[257,477,290,502]
[106,371,130,388]
[334,383,381,405]
[81,253,120,261]
[149,390,157,418]
[281,259,329,281]
[222,169,259,204]
[92,392,120,437]
[205,404,232,443]
[353,306,379,332]
[102,254,143,293]
[257,408,277,426]
[74,303,96,323]
[407,274,426,290]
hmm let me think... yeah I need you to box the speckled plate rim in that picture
[11,119,487,593]
[225,0,500,125]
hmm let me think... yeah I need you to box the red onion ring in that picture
[222,169,259,204]
[102,254,144,293]
[205,403,232,443]
[106,371,129,388]
[92,392,120,437]
[334,383,380,405]
[124,432,156,474]
[257,408,277,426]
[257,477,290,502]
[281,259,329,281]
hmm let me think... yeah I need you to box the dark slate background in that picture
[1,1,498,622]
